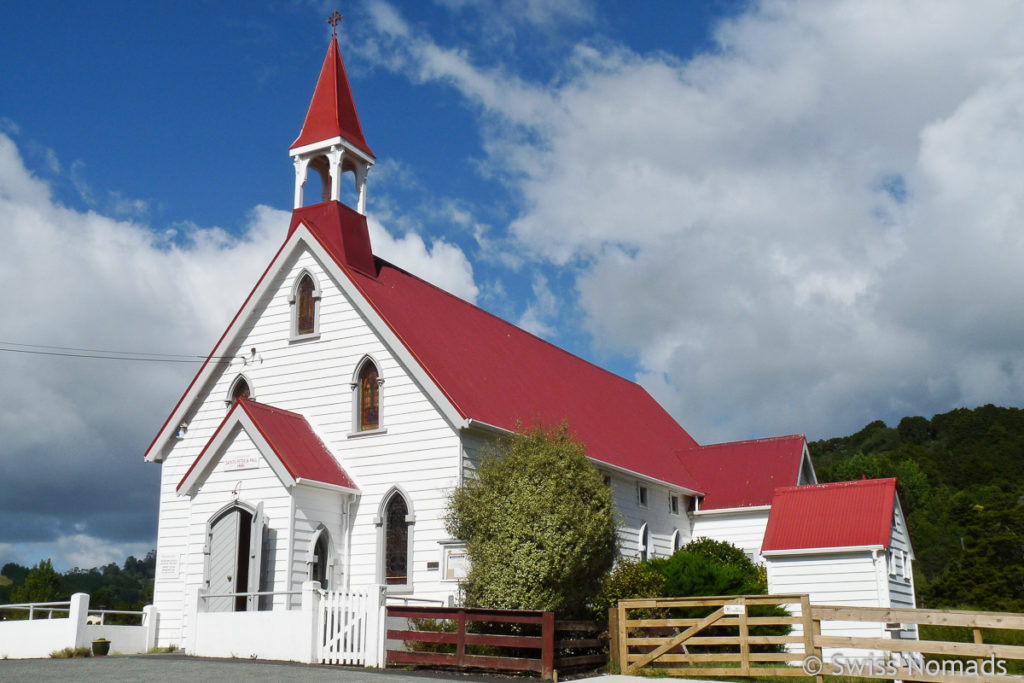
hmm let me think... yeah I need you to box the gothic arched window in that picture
[359,361,380,431]
[383,492,409,587]
[639,523,649,562]
[297,274,316,335]
[229,376,251,403]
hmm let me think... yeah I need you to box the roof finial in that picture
[327,10,343,37]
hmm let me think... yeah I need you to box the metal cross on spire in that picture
[327,10,343,36]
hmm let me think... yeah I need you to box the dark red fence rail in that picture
[386,605,604,680]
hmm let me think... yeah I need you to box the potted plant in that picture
[91,637,110,656]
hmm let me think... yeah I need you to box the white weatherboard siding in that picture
[152,246,463,645]
[766,551,890,656]
[886,503,918,638]
[291,485,348,595]
[691,508,769,562]
[609,471,690,560]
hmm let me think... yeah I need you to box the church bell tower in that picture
[290,12,374,214]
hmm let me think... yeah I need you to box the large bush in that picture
[446,423,617,618]
[591,559,666,621]
[650,537,766,596]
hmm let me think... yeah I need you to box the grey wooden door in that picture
[207,510,241,612]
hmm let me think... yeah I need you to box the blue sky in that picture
[3,0,1024,570]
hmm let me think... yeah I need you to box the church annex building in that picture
[144,28,917,652]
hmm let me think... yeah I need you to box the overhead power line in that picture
[0,340,236,364]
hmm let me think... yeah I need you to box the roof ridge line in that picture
[697,434,806,450]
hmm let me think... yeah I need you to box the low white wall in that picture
[0,616,77,659]
[86,621,150,655]
[191,609,310,661]
[0,594,88,659]
[0,596,155,659]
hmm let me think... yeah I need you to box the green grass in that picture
[49,647,91,658]
[146,645,179,654]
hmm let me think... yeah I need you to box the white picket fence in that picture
[319,586,385,665]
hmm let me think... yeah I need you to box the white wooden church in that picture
[144,28,916,650]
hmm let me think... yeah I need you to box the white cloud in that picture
[368,216,480,302]
[364,0,1024,442]
[0,132,479,565]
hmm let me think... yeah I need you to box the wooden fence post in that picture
[456,609,467,669]
[541,611,556,681]
[617,602,629,675]
[799,594,823,683]
[738,596,750,676]
[608,607,620,671]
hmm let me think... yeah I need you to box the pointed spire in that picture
[290,34,374,158]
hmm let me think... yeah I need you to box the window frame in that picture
[637,482,649,508]
[638,522,649,561]
[225,374,254,406]
[349,356,387,437]
[376,487,415,593]
[288,269,322,342]
[669,494,680,515]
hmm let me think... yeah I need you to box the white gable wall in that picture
[185,430,293,608]
[152,245,462,646]
[691,508,770,562]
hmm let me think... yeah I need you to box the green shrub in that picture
[447,423,617,618]
[49,647,91,658]
[591,559,666,621]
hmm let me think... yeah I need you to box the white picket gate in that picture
[318,586,385,666]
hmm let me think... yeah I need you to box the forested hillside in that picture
[0,552,155,610]
[810,405,1024,612]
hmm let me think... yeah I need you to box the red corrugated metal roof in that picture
[678,435,806,510]
[290,36,374,157]
[294,206,703,490]
[761,478,897,551]
[177,399,358,492]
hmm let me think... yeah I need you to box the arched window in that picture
[290,271,320,339]
[310,530,331,590]
[297,274,316,335]
[358,361,380,431]
[671,529,682,553]
[385,494,408,585]
[639,523,649,562]
[229,376,251,403]
[378,489,413,590]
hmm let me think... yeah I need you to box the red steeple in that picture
[290,35,374,158]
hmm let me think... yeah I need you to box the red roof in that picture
[761,478,897,552]
[678,435,806,510]
[290,36,374,157]
[177,398,358,493]
[293,204,703,491]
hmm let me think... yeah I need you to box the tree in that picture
[11,559,62,603]
[446,423,617,618]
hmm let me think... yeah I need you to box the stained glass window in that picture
[359,362,379,431]
[297,274,316,335]
[384,494,408,586]
[231,377,250,402]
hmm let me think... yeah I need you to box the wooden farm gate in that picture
[386,605,604,680]
[613,594,1024,682]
